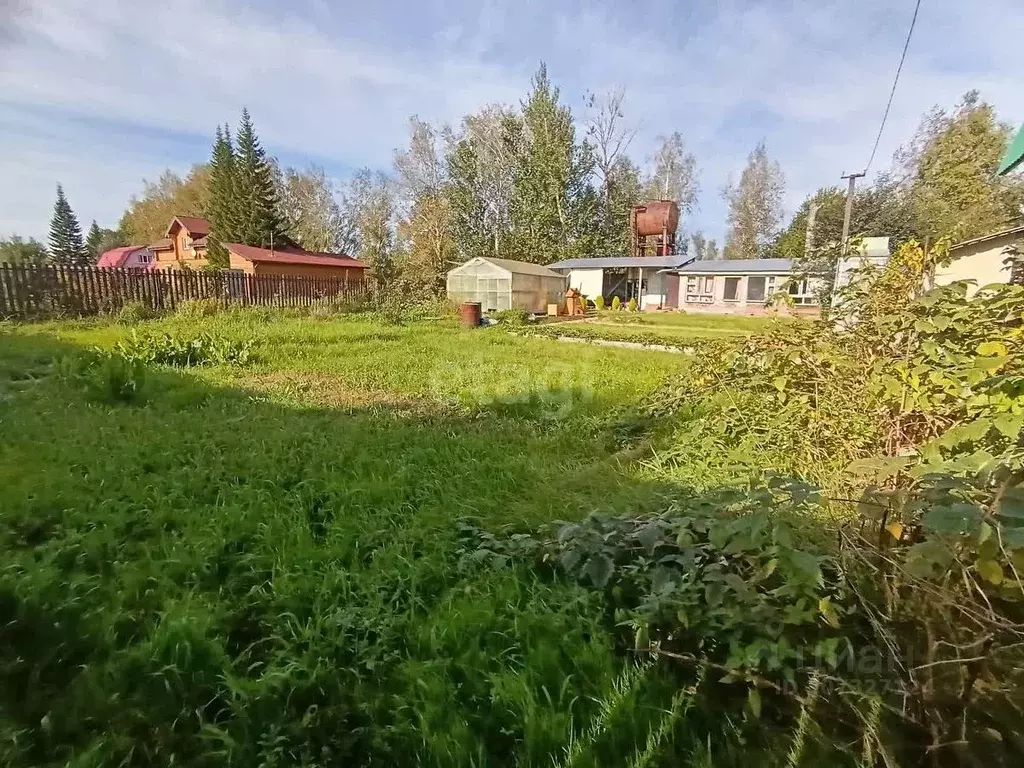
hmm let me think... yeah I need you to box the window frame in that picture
[723,276,741,302]
[684,274,715,304]
[786,277,819,305]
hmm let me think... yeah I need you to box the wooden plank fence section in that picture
[0,264,367,321]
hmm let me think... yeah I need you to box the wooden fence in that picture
[0,264,368,320]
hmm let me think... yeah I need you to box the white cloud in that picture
[1,0,1023,242]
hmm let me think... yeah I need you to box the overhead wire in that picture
[862,0,924,175]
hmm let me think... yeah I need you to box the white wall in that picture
[567,268,604,299]
[934,236,1015,296]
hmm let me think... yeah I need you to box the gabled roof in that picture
[449,257,565,277]
[96,246,150,268]
[950,225,1024,251]
[226,243,367,269]
[546,255,695,270]
[165,216,210,237]
[675,258,793,274]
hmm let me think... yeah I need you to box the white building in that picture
[545,255,695,309]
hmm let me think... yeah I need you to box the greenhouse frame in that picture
[446,257,567,313]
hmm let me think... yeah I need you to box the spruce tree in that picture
[207,124,238,268]
[48,184,89,265]
[85,220,103,259]
[233,108,287,249]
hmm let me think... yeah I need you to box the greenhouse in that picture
[446,257,567,313]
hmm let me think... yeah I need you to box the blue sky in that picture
[1,0,1023,243]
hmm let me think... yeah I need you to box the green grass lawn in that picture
[587,310,802,338]
[1,312,744,767]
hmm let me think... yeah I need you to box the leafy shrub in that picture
[116,300,157,325]
[492,307,530,326]
[376,294,408,325]
[176,298,221,319]
[405,296,459,321]
[611,296,621,311]
[114,331,254,367]
[55,350,147,404]
[627,298,638,312]
[594,296,606,311]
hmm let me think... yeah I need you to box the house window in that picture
[684,275,714,303]
[723,277,740,301]
[749,276,765,301]
[138,251,153,264]
[182,236,193,251]
[787,277,818,305]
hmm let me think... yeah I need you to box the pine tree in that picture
[233,108,287,249]
[85,220,103,259]
[48,184,89,265]
[207,124,238,267]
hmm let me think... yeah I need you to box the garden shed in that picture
[446,257,567,313]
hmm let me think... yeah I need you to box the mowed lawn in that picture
[582,310,803,339]
[0,313,712,767]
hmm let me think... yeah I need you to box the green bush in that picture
[176,298,221,319]
[114,331,254,367]
[594,296,606,311]
[627,298,638,312]
[376,294,408,325]
[611,296,621,311]
[116,301,157,325]
[491,307,530,326]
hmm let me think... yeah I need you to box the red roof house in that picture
[96,246,157,269]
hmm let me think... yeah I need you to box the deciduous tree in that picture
[119,165,211,244]
[346,169,397,294]
[722,142,785,259]
[0,236,48,265]
[897,91,1023,240]
[394,117,455,296]
[643,132,699,216]
[277,165,347,253]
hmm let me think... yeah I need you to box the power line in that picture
[862,0,923,175]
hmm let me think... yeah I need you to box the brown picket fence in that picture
[0,264,368,320]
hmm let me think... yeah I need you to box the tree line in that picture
[4,70,1022,294]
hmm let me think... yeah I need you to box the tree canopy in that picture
[722,142,785,259]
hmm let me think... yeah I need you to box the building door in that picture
[602,268,628,302]
[665,273,679,308]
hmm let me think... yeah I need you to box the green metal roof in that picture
[998,123,1024,176]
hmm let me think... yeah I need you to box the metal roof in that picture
[448,257,565,278]
[675,258,793,274]
[949,225,1024,251]
[546,255,695,270]
[999,124,1024,176]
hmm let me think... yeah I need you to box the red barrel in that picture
[460,302,482,328]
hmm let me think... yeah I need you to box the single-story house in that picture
[447,257,567,313]
[148,216,367,280]
[932,225,1021,295]
[96,246,157,269]
[671,258,822,316]
[545,255,695,310]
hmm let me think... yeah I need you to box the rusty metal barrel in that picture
[460,302,482,327]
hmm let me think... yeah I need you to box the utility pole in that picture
[804,202,819,259]
[840,172,866,252]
